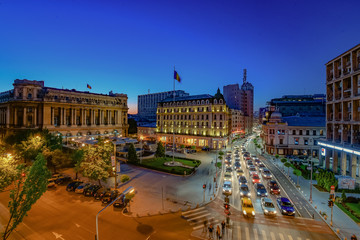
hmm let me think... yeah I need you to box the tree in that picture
[293,169,302,186]
[275,154,280,159]
[71,149,84,180]
[341,190,347,202]
[120,174,130,183]
[0,153,18,192]
[127,144,138,164]
[81,144,112,186]
[2,153,50,240]
[42,148,66,173]
[155,141,165,158]
[280,158,287,170]
[218,151,224,157]
[284,162,292,176]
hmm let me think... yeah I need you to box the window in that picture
[320,130,323,135]
[306,130,309,135]
[206,115,209,120]
[313,130,316,135]
[292,130,296,135]
[294,138,299,145]
[214,115,217,120]
[220,115,223,120]
[299,130,303,135]
[27,93,32,99]
[280,139,283,145]
[304,139,308,145]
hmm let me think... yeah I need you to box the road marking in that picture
[182,207,206,215]
[182,210,208,218]
[297,237,302,240]
[254,228,259,240]
[52,232,65,240]
[245,227,250,240]
[279,233,285,240]
[186,213,211,221]
[288,235,293,240]
[270,232,276,240]
[237,225,241,240]
[261,230,267,240]
[296,223,306,225]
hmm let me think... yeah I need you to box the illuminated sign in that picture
[318,141,360,156]
[321,148,326,156]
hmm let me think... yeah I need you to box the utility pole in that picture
[113,139,118,189]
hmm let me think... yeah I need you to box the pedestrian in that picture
[203,220,208,233]
[208,224,214,239]
[351,234,358,240]
[216,225,221,239]
[221,220,225,235]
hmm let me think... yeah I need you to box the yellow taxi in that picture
[241,197,255,218]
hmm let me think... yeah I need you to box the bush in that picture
[345,197,359,203]
[341,190,347,202]
[120,174,130,183]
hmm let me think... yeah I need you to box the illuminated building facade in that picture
[156,90,231,149]
[0,79,129,138]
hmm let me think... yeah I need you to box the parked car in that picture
[48,178,57,188]
[202,146,210,151]
[84,185,102,197]
[268,180,280,194]
[94,187,108,200]
[113,193,127,208]
[75,183,91,194]
[241,197,255,217]
[55,175,72,185]
[277,197,295,216]
[66,181,83,192]
[102,190,119,204]
[261,197,277,216]
[254,183,268,197]
[239,184,251,198]
[222,181,232,195]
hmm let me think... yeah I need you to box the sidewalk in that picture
[271,155,360,240]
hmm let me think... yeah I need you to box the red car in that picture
[268,180,281,194]
[252,174,261,184]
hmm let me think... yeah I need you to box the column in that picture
[23,107,26,127]
[341,151,347,176]
[34,107,37,127]
[101,110,104,125]
[118,110,121,125]
[333,150,338,173]
[50,107,53,125]
[351,155,357,178]
[64,108,67,126]
[14,108,17,126]
[6,106,10,127]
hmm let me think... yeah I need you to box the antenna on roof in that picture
[243,69,247,84]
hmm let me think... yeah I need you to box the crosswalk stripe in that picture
[237,225,241,240]
[181,207,205,215]
[297,237,302,240]
[190,217,215,226]
[182,210,208,218]
[254,229,259,240]
[192,218,218,229]
[270,232,276,240]
[186,213,210,221]
[279,233,285,240]
[261,230,267,240]
[245,227,250,240]
[288,235,293,240]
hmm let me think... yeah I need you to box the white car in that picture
[261,197,277,216]
[222,181,232,195]
[224,172,232,181]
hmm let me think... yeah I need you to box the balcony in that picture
[335,92,342,100]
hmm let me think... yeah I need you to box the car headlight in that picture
[265,192,268,196]
[282,209,287,213]
[257,192,260,195]
[270,175,272,178]
[240,192,244,196]
[252,211,255,215]
[247,193,251,196]
[274,211,277,214]
[264,209,268,213]
[243,210,247,215]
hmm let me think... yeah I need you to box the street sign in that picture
[307,166,312,170]
[330,185,335,195]
[111,156,115,167]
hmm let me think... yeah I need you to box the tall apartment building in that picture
[137,90,189,122]
[156,89,231,149]
[223,69,254,134]
[0,79,129,138]
[230,109,245,136]
[319,44,360,179]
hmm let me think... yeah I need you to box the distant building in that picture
[223,84,241,110]
[0,79,129,137]
[137,122,157,142]
[319,43,360,179]
[230,109,245,136]
[267,94,326,117]
[137,90,189,122]
[156,89,231,149]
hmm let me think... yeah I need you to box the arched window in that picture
[214,99,218,104]
[219,99,223,104]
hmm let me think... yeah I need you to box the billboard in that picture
[337,176,355,190]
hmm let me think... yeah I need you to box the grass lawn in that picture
[140,157,200,175]
[335,202,360,223]
[346,203,360,215]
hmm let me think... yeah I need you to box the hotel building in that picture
[319,44,360,179]
[156,90,231,149]
[0,79,129,138]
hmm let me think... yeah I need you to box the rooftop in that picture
[282,116,325,127]
[160,94,214,103]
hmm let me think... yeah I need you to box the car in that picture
[55,175,72,185]
[250,154,256,158]
[48,178,57,188]
[254,183,268,197]
[261,169,272,179]
[277,197,295,216]
[66,181,83,192]
[261,197,277,216]
[84,185,102,197]
[113,193,127,208]
[268,180,280,194]
[75,183,91,194]
[241,197,255,217]
[246,161,254,168]
[239,184,251,198]
[94,187,108,200]
[258,163,266,171]
[236,169,244,177]
[224,172,232,181]
[222,181,232,195]
[249,166,257,175]
[202,146,210,151]
[225,167,232,173]
[102,190,119,204]
[251,174,261,184]
[234,162,241,170]
[239,176,247,184]
[254,159,261,166]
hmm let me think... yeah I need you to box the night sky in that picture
[1,0,359,114]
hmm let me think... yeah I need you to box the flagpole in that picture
[172,66,175,164]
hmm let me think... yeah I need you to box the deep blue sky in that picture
[1,0,359,113]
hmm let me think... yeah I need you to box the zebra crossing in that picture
[181,207,220,230]
[232,225,311,240]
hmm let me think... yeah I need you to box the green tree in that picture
[218,151,224,157]
[155,141,165,158]
[2,153,50,240]
[42,148,66,173]
[81,144,112,186]
[71,149,84,180]
[127,144,138,164]
[284,162,292,176]
[0,153,18,192]
[293,169,302,186]
[341,190,347,202]
[275,154,280,159]
[120,174,130,183]
[280,158,287,170]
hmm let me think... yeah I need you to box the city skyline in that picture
[1,0,360,114]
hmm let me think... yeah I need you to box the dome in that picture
[269,111,282,123]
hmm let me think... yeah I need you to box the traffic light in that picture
[21,173,26,177]
[224,203,230,210]
[328,200,334,207]
[203,184,206,189]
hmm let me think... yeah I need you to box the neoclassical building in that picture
[156,89,231,149]
[0,79,129,138]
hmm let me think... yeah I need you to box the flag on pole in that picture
[174,70,181,83]
[87,84,92,89]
